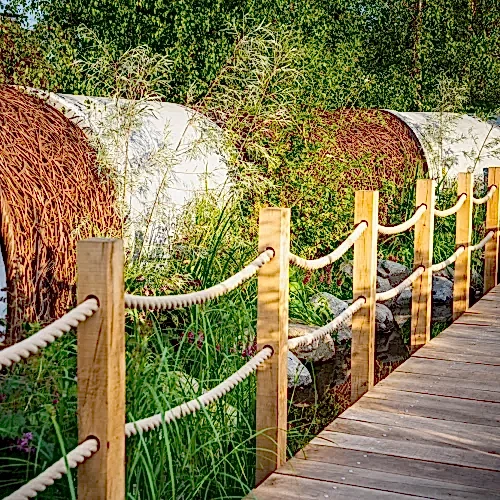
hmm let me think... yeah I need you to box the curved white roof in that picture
[387,111,500,180]
[35,90,229,255]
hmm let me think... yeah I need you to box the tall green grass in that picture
[0,202,266,499]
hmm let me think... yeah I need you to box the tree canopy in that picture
[1,0,499,114]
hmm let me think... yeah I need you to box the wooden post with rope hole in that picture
[77,238,126,499]
[255,208,290,486]
[411,179,435,350]
[351,191,378,403]
[484,167,500,293]
[453,172,474,320]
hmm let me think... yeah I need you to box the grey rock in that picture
[289,323,335,363]
[432,276,453,305]
[434,265,454,281]
[288,352,312,388]
[172,371,200,395]
[377,276,392,293]
[389,276,454,324]
[310,293,402,347]
[375,304,407,362]
[375,303,396,334]
[378,260,409,278]
[340,261,353,277]
[310,293,352,341]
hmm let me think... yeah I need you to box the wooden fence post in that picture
[255,208,290,486]
[411,179,435,350]
[484,167,500,293]
[453,172,474,320]
[351,191,378,403]
[77,238,125,500]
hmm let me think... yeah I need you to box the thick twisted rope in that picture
[125,250,274,311]
[432,247,465,272]
[473,186,497,205]
[288,298,365,350]
[375,266,425,302]
[435,194,467,218]
[289,222,367,270]
[0,299,99,369]
[471,231,495,251]
[4,439,98,500]
[378,205,427,235]
[125,347,273,437]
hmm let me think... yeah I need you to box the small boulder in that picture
[377,276,392,293]
[378,260,409,279]
[340,261,353,277]
[172,371,200,395]
[289,323,335,362]
[310,293,351,341]
[375,304,407,361]
[432,276,453,305]
[375,303,396,334]
[288,352,312,388]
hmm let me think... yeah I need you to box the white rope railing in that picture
[375,266,425,302]
[125,250,274,311]
[378,205,427,235]
[431,247,465,272]
[289,222,367,270]
[435,194,467,218]
[4,438,98,500]
[288,298,365,350]
[0,298,99,370]
[125,347,273,437]
[473,185,497,205]
[471,231,495,251]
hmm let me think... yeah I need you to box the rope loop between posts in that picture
[378,204,427,235]
[289,222,368,270]
[125,347,273,437]
[473,185,497,205]
[288,297,365,350]
[471,231,495,251]
[4,439,99,500]
[431,246,465,272]
[435,193,467,218]
[375,266,425,302]
[0,298,99,370]
[125,249,274,311]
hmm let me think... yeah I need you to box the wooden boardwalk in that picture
[251,285,500,499]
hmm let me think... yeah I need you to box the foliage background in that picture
[1,0,500,114]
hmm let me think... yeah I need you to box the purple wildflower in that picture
[197,333,204,349]
[16,432,35,454]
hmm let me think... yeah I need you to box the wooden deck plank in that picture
[393,356,500,381]
[412,349,500,365]
[249,474,416,499]
[375,370,500,401]
[273,457,500,499]
[359,387,500,426]
[310,431,500,471]
[326,414,500,453]
[251,285,500,498]
[422,336,500,356]
[295,445,500,492]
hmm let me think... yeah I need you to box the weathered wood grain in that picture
[77,238,125,500]
[255,208,290,485]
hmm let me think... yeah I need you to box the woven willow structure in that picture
[0,86,120,343]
